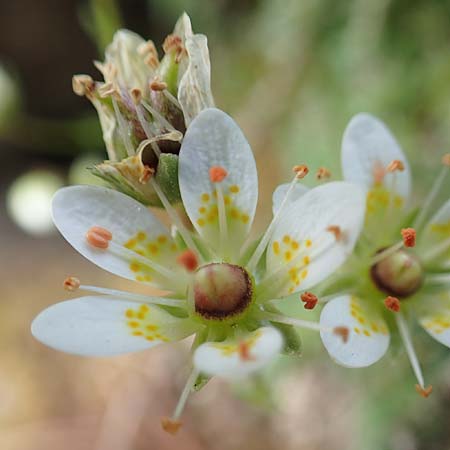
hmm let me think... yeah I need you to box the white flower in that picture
[32,108,365,432]
[282,113,449,397]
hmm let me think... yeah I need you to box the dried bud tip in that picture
[161,417,182,435]
[139,165,154,184]
[401,228,416,247]
[442,153,450,167]
[333,326,349,343]
[293,164,309,179]
[176,250,198,272]
[238,341,255,361]
[327,225,342,241]
[384,296,400,312]
[130,88,142,105]
[150,80,168,91]
[63,276,80,291]
[300,292,318,310]
[209,166,228,183]
[86,226,113,249]
[415,384,433,398]
[316,167,331,180]
[72,75,95,97]
[386,159,405,172]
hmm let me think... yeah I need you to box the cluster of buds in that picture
[72,13,214,206]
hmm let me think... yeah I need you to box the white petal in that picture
[418,292,450,348]
[272,183,309,216]
[266,182,365,296]
[52,185,181,288]
[342,113,411,202]
[320,295,390,367]
[420,199,450,268]
[178,35,215,126]
[179,108,258,255]
[193,327,282,379]
[31,296,198,356]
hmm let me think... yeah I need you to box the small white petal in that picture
[52,186,182,288]
[272,182,309,216]
[266,182,365,296]
[418,293,450,348]
[31,296,197,356]
[320,295,390,367]
[179,108,258,256]
[193,327,283,379]
[342,113,411,202]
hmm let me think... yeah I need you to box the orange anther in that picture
[300,292,318,310]
[333,326,350,343]
[63,276,80,291]
[316,167,331,180]
[293,164,309,179]
[327,225,342,241]
[238,341,255,361]
[86,226,112,249]
[384,296,400,312]
[209,166,228,183]
[176,249,198,272]
[415,384,433,398]
[130,88,142,105]
[150,80,168,91]
[139,165,154,184]
[386,159,405,172]
[442,153,450,167]
[161,417,182,435]
[401,228,416,247]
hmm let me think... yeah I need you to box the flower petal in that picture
[272,182,309,216]
[52,185,183,289]
[320,295,390,367]
[178,34,215,126]
[193,327,283,379]
[420,199,450,268]
[178,108,258,256]
[342,113,411,204]
[31,296,198,356]
[266,182,365,296]
[418,292,450,348]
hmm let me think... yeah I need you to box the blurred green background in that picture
[1,0,449,449]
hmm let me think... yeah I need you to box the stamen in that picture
[177,250,199,272]
[245,173,301,272]
[395,312,430,395]
[370,241,404,266]
[209,166,228,183]
[401,228,416,247]
[139,165,154,184]
[141,99,176,132]
[130,88,142,105]
[373,161,386,184]
[76,284,186,307]
[326,225,343,241]
[386,159,405,172]
[238,341,255,361]
[150,79,168,91]
[86,226,113,249]
[98,82,117,98]
[72,75,95,97]
[293,164,309,179]
[149,178,203,261]
[260,311,349,342]
[316,167,331,180]
[300,292,318,310]
[137,40,158,59]
[413,154,450,230]
[112,97,135,157]
[415,385,433,398]
[162,368,199,434]
[384,296,400,312]
[63,276,80,291]
[163,34,183,54]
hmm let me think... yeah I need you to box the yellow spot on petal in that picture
[363,330,371,337]
[273,241,280,255]
[157,235,167,244]
[137,231,146,241]
[197,218,206,227]
[303,256,310,265]
[201,193,210,202]
[283,235,291,244]
[124,238,137,249]
[125,309,134,318]
[130,262,140,272]
[291,241,300,250]
[229,185,240,194]
[301,269,308,279]
[305,239,312,247]
[198,206,206,214]
[354,327,361,334]
[284,251,292,262]
[128,321,139,328]
[241,214,249,224]
[132,331,143,336]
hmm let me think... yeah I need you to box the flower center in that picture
[370,248,423,298]
[192,263,253,320]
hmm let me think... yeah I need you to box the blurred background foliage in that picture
[0,0,449,449]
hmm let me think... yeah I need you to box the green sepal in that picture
[155,153,182,204]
